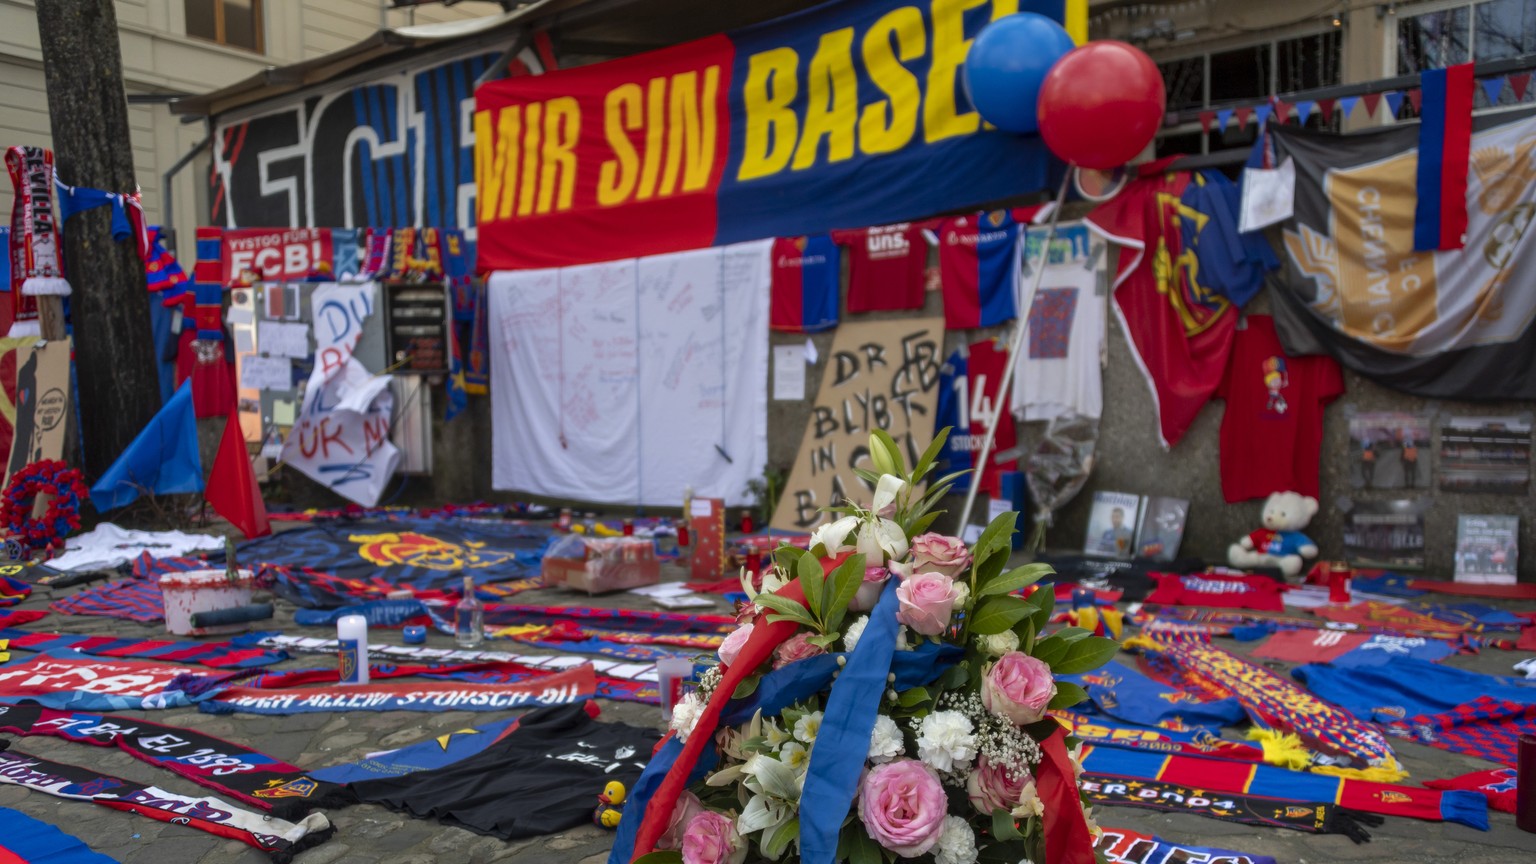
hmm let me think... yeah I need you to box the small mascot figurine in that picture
[1229,491,1319,579]
[593,780,627,829]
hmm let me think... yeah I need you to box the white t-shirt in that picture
[46,524,227,573]
[1012,221,1108,421]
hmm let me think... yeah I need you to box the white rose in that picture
[976,629,1020,658]
[915,710,977,773]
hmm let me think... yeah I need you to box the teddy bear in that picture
[1229,491,1320,579]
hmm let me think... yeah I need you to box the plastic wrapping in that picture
[1024,413,1100,548]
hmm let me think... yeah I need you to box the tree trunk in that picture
[34,0,160,478]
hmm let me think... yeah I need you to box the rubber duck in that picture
[593,780,627,829]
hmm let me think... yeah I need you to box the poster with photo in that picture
[1134,496,1189,562]
[1438,415,1532,495]
[1347,409,1433,490]
[1342,499,1426,570]
[1454,515,1518,585]
[1083,491,1140,559]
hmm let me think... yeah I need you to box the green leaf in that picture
[972,548,1007,589]
[980,563,1053,597]
[1023,587,1055,634]
[870,428,908,476]
[991,807,1023,842]
[733,675,761,699]
[633,853,684,864]
[897,686,931,708]
[805,632,841,650]
[774,545,807,572]
[1015,617,1037,653]
[852,467,883,487]
[762,817,800,860]
[845,824,882,864]
[908,511,942,536]
[970,595,1031,635]
[1029,633,1074,668]
[756,593,819,631]
[970,511,1019,573]
[796,551,827,622]
[822,553,866,633]
[935,661,970,692]
[1048,681,1089,710]
[1050,636,1122,675]
[911,427,951,484]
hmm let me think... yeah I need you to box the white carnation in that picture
[867,715,905,763]
[915,710,977,773]
[934,815,978,864]
[669,692,705,743]
[976,629,1019,658]
[842,615,870,652]
[794,710,824,744]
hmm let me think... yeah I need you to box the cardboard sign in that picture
[4,338,70,481]
[771,318,943,530]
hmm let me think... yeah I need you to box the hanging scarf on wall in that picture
[0,744,334,862]
[0,703,354,819]
[1079,774,1382,842]
[5,146,59,335]
[1075,743,1488,829]
[0,627,287,668]
[1125,633,1406,781]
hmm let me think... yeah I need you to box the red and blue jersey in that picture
[769,234,840,333]
[934,340,1017,495]
[937,211,1020,329]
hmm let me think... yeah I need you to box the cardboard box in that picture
[689,498,726,582]
[542,535,660,594]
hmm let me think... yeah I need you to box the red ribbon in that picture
[1036,721,1095,864]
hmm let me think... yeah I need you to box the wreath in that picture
[2,459,89,555]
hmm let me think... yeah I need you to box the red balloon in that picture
[1036,41,1166,170]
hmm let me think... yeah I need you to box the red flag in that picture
[1408,88,1424,112]
[1362,91,1383,118]
[1317,98,1336,124]
[207,411,270,538]
[1199,111,1214,135]
[1234,106,1253,130]
[1085,171,1237,448]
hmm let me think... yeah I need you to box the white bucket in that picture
[159,569,255,636]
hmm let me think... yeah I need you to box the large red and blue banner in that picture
[475,0,1073,270]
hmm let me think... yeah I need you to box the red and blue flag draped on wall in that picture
[474,0,1068,270]
[1414,63,1475,252]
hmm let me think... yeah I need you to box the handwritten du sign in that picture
[771,317,942,530]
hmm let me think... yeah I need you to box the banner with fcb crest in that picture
[474,0,1082,270]
[1269,112,1536,399]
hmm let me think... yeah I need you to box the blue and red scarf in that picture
[0,805,122,863]
[0,627,287,668]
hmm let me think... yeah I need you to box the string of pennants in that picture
[1197,72,1533,134]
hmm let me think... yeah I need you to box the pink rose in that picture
[965,754,1034,815]
[681,810,746,864]
[910,534,972,579]
[980,652,1056,726]
[858,759,948,858]
[718,622,754,667]
[895,572,963,636]
[851,566,891,612]
[773,631,826,669]
[657,790,705,851]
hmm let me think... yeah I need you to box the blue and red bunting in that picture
[0,806,121,864]
[1414,63,1475,251]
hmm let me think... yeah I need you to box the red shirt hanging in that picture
[1216,315,1343,502]
[832,223,928,313]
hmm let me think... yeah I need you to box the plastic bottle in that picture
[455,575,484,649]
[656,656,695,723]
[337,615,369,685]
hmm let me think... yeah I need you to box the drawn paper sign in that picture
[771,317,943,530]
[311,282,377,375]
[222,228,334,286]
[281,356,399,507]
[4,338,71,482]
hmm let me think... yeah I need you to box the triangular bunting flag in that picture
[1272,99,1290,123]
[1295,100,1317,125]
[1362,92,1383,118]
[1234,106,1253,130]
[1511,73,1531,102]
[1318,98,1336,124]
[1216,108,1234,133]
[1339,95,1360,118]
[1199,111,1214,135]
[1482,76,1506,105]
[1408,88,1424,112]
[1385,91,1405,117]
[207,409,271,538]
[1254,104,1273,127]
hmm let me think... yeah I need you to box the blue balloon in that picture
[963,13,1077,134]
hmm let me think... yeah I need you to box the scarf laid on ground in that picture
[1141,607,1469,640]
[0,574,29,607]
[1312,600,1521,638]
[0,703,354,819]
[1125,633,1406,781]
[198,663,596,716]
[1094,826,1276,864]
[0,743,334,862]
[5,147,66,331]
[1293,657,1536,724]
[1425,767,1519,814]
[49,578,164,622]
[0,627,287,668]
[1058,659,1248,730]
[1050,709,1269,762]
[1074,743,1488,828]
[0,806,121,864]
[1079,774,1383,842]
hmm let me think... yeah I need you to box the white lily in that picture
[856,517,909,563]
[743,753,803,802]
[738,793,794,836]
[871,473,908,516]
[808,515,860,557]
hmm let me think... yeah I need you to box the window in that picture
[1398,6,1471,73]
[186,0,263,53]
[1397,0,1536,107]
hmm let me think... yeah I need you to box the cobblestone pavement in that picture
[2,556,1534,864]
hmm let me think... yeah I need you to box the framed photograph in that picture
[1134,496,1189,562]
[1454,515,1518,585]
[1342,499,1426,570]
[1438,415,1532,495]
[1084,491,1140,559]
[1347,409,1433,490]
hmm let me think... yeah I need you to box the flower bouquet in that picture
[609,429,1119,864]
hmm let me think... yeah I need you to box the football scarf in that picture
[0,628,287,669]
[48,579,164,622]
[1424,767,1519,814]
[1058,659,1248,731]
[1126,633,1406,781]
[1079,775,1383,842]
[1094,826,1277,864]
[0,806,121,864]
[0,703,354,819]
[52,179,149,261]
[1049,709,1269,763]
[144,226,188,291]
[1292,657,1536,725]
[309,715,521,784]
[1145,572,1285,611]
[0,653,211,711]
[0,745,334,862]
[0,574,29,607]
[1075,744,1488,829]
[5,146,62,332]
[1404,697,1536,767]
[200,664,596,716]
[1311,600,1515,638]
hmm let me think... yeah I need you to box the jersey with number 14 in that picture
[934,340,1017,495]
